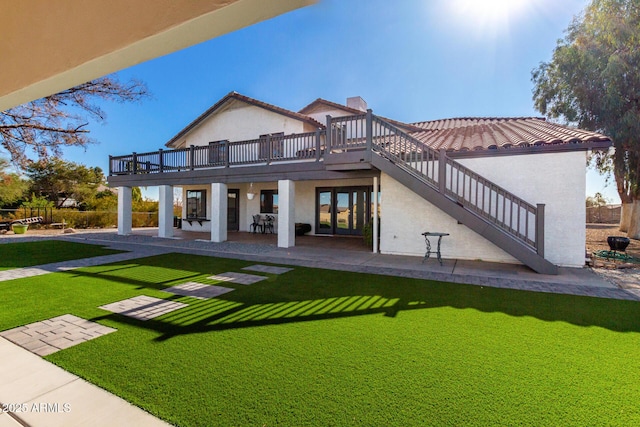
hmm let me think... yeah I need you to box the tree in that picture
[531,0,640,238]
[25,158,106,209]
[0,158,28,207]
[586,192,611,207]
[0,75,147,169]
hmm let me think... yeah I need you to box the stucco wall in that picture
[380,151,587,267]
[177,101,310,148]
[305,107,359,124]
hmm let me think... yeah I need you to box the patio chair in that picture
[250,214,263,234]
[263,215,275,234]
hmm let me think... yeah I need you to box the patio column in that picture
[158,185,174,238]
[278,179,295,248]
[117,186,132,235]
[211,183,227,243]
[373,176,379,254]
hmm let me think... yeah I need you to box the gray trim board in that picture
[108,161,379,187]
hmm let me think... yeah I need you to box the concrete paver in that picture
[208,271,267,285]
[0,315,116,357]
[99,296,187,321]
[242,264,294,274]
[163,282,235,299]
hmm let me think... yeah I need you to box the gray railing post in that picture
[365,109,373,162]
[535,203,545,257]
[189,145,195,171]
[132,152,138,174]
[438,149,447,194]
[225,140,230,167]
[266,134,272,164]
[108,155,113,175]
[158,149,164,173]
[326,115,332,153]
[315,128,321,162]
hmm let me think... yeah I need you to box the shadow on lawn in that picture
[68,254,640,341]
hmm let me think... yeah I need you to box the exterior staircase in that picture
[328,111,558,275]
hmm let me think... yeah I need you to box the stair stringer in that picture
[371,154,559,274]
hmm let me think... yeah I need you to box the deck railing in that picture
[109,131,324,175]
[109,110,543,254]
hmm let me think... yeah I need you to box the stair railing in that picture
[329,112,544,255]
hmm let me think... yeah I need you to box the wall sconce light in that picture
[247,182,256,200]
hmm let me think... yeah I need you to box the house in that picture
[107,92,612,273]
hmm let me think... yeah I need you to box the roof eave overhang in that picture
[446,139,613,159]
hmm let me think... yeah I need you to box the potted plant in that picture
[12,224,28,234]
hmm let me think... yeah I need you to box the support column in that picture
[373,176,379,254]
[278,180,295,248]
[158,185,174,238]
[117,186,132,235]
[211,183,227,243]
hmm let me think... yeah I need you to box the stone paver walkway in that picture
[0,314,116,357]
[242,264,293,275]
[99,296,187,321]
[208,271,267,285]
[163,282,235,299]
[0,246,171,283]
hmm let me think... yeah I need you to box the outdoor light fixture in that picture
[247,183,256,200]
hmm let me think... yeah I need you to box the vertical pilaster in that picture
[373,176,379,254]
[117,186,132,235]
[158,185,174,238]
[278,180,295,248]
[211,183,228,243]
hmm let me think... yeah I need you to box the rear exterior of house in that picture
[107,92,612,273]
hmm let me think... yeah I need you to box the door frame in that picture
[227,189,239,231]
[315,186,372,236]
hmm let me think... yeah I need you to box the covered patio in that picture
[129,228,371,252]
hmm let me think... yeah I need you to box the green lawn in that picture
[0,240,124,270]
[1,251,639,426]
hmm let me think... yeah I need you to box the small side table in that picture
[422,232,449,266]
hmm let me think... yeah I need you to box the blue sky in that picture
[62,0,618,202]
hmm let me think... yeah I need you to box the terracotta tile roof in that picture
[410,117,612,152]
[166,92,324,147]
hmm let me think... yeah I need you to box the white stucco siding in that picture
[380,151,587,267]
[380,172,518,263]
[177,102,308,148]
[306,107,360,124]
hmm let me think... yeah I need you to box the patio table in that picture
[422,232,449,266]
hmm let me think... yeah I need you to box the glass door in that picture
[227,189,239,231]
[316,187,371,236]
[335,191,351,235]
[317,190,333,234]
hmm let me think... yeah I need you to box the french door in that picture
[227,189,239,231]
[316,186,371,236]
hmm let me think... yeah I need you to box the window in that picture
[260,190,278,214]
[186,190,206,218]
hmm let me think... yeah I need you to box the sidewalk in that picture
[0,337,171,427]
